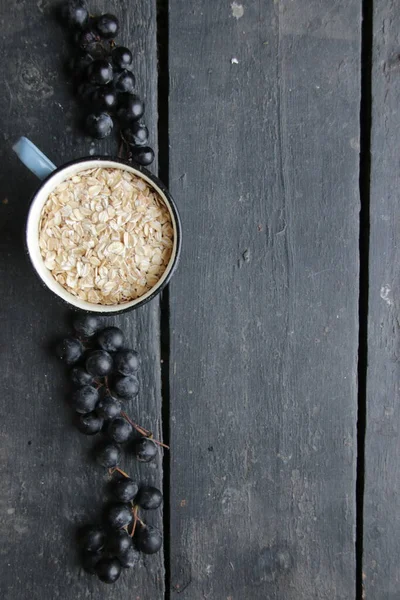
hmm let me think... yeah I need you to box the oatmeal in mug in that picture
[39,167,174,305]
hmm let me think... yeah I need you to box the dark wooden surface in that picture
[1,1,398,599]
[363,2,400,598]
[168,1,361,598]
[0,1,164,599]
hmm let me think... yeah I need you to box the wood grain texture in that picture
[168,1,361,598]
[363,3,400,598]
[0,1,164,598]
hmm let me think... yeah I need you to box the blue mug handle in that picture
[13,136,57,181]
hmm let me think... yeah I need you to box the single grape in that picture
[76,411,104,435]
[92,85,118,111]
[135,524,162,554]
[75,27,100,53]
[112,46,132,70]
[76,81,96,104]
[86,350,113,377]
[96,393,121,420]
[87,59,113,85]
[107,417,133,443]
[78,525,106,552]
[97,326,124,352]
[71,51,93,76]
[113,374,139,399]
[60,0,89,29]
[132,437,157,463]
[106,530,132,556]
[105,503,133,529]
[117,93,144,123]
[135,486,163,510]
[131,146,154,166]
[118,545,139,569]
[85,112,113,139]
[81,549,103,574]
[114,349,140,375]
[56,337,83,364]
[96,441,121,468]
[123,123,149,147]
[110,477,138,503]
[71,385,99,414]
[114,70,136,94]
[70,366,94,387]
[95,557,121,583]
[95,14,119,39]
[73,314,101,337]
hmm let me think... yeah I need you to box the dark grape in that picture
[106,530,132,556]
[105,503,133,529]
[85,112,113,139]
[96,393,121,420]
[60,0,89,29]
[86,350,113,377]
[113,374,139,399]
[135,486,163,510]
[117,93,144,123]
[114,349,140,375]
[135,524,162,554]
[71,51,93,76]
[96,441,121,468]
[71,385,99,414]
[56,337,83,364]
[95,557,121,583]
[114,70,135,94]
[118,545,139,569]
[73,314,101,337]
[97,327,124,352]
[76,411,104,435]
[81,549,103,574]
[112,46,132,70]
[70,366,94,387]
[92,85,118,111]
[110,478,138,503]
[78,525,105,552]
[107,417,133,443]
[76,82,96,104]
[131,146,154,166]
[132,437,157,463]
[87,59,113,85]
[75,27,100,53]
[95,14,119,39]
[123,123,148,147]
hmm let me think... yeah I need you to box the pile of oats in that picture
[39,167,174,305]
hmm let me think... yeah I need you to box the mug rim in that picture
[26,155,182,315]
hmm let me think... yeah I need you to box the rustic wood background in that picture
[0,1,397,599]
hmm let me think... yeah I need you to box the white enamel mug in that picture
[13,137,182,314]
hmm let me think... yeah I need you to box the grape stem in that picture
[130,506,138,537]
[121,411,170,449]
[115,466,130,478]
[118,139,125,159]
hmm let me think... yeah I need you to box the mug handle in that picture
[13,136,57,181]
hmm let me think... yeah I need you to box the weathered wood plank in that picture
[363,3,400,598]
[0,1,164,598]
[168,1,361,598]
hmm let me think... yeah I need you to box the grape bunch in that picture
[56,314,165,463]
[78,477,163,583]
[56,314,166,582]
[59,0,154,166]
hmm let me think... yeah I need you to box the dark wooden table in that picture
[0,1,398,599]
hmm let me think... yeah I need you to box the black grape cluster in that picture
[78,478,163,583]
[56,313,165,583]
[59,0,154,166]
